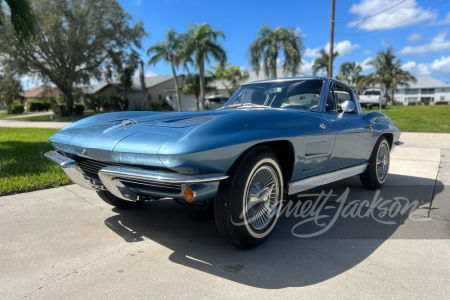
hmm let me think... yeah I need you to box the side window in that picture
[325,83,336,112]
[334,85,356,113]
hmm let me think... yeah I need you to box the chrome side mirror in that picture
[338,100,355,119]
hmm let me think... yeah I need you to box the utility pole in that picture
[328,0,335,78]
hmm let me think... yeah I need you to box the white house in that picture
[394,76,450,105]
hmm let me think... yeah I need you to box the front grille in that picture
[71,156,124,177]
[117,177,181,194]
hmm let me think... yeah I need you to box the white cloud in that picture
[407,33,422,42]
[434,12,450,25]
[294,27,307,38]
[401,56,450,75]
[300,59,314,75]
[348,0,437,31]
[134,0,142,5]
[363,50,371,55]
[145,71,158,76]
[325,40,360,56]
[304,40,359,59]
[398,30,450,54]
[360,57,375,71]
[304,47,321,58]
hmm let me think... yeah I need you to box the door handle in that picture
[363,125,374,129]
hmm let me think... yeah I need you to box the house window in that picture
[421,88,435,94]
[147,94,151,101]
[405,89,418,95]
[441,96,445,101]
[441,89,446,92]
[421,97,433,103]
[158,94,162,101]
[406,97,418,102]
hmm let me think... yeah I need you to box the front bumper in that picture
[45,151,228,202]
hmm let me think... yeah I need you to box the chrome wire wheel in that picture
[376,142,389,181]
[244,165,280,230]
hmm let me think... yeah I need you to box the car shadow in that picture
[103,173,444,289]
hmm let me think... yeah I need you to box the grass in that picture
[362,105,450,133]
[0,128,72,196]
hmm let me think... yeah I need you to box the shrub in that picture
[42,101,52,111]
[28,101,45,112]
[408,102,417,106]
[435,101,449,105]
[11,104,24,114]
[149,101,161,111]
[74,103,85,115]
[161,101,174,111]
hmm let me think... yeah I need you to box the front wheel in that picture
[360,136,390,189]
[214,146,283,249]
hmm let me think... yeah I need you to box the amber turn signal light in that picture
[184,187,196,202]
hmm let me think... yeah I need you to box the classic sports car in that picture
[45,77,402,249]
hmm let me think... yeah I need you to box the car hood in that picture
[49,110,236,166]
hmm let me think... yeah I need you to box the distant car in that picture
[359,88,388,109]
[204,96,229,110]
[45,77,402,249]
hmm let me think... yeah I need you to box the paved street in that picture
[1,133,449,299]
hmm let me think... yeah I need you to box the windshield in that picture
[363,90,381,96]
[223,79,324,110]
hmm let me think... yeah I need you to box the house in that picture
[394,76,450,105]
[85,68,311,111]
[85,75,198,111]
[22,86,60,105]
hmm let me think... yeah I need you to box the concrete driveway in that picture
[1,134,449,299]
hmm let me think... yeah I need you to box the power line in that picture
[336,0,450,36]
[335,0,407,23]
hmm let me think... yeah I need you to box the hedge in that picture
[74,103,85,115]
[28,101,52,112]
[11,104,25,114]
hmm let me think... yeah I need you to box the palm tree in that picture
[358,46,417,105]
[336,62,362,85]
[206,63,249,96]
[0,0,36,43]
[178,73,216,111]
[312,49,339,76]
[147,28,186,112]
[183,23,227,110]
[248,25,303,79]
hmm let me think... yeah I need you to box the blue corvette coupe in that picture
[45,77,402,249]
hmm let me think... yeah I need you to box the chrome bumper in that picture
[45,151,104,190]
[45,151,228,202]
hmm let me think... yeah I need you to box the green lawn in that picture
[0,128,72,196]
[362,105,450,133]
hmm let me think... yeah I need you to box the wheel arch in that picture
[227,140,295,184]
[381,133,394,150]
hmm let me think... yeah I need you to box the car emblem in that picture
[320,123,327,129]
[122,120,131,125]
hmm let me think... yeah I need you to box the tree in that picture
[183,23,226,111]
[0,0,146,115]
[0,0,36,43]
[312,49,338,76]
[0,73,23,113]
[206,62,249,96]
[248,25,303,79]
[178,73,215,111]
[336,61,362,85]
[358,46,417,105]
[147,28,187,112]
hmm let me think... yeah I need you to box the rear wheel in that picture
[97,190,144,208]
[360,136,390,189]
[214,146,283,250]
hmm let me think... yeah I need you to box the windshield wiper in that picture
[224,103,270,109]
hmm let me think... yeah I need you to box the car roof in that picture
[242,76,330,86]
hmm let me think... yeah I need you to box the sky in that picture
[116,0,450,83]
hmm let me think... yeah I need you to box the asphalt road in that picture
[1,134,449,299]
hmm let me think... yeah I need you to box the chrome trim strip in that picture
[44,151,104,190]
[98,166,228,184]
[394,141,404,146]
[288,164,368,195]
